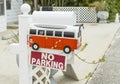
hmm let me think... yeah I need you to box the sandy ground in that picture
[0,23,120,84]
[0,29,19,84]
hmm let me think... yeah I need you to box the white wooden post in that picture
[19,4,32,84]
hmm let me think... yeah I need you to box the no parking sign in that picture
[30,51,67,71]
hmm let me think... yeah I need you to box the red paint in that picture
[28,35,80,51]
[30,51,66,71]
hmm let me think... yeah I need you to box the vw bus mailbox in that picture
[28,24,82,71]
[28,24,82,54]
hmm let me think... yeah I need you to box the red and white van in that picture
[28,24,82,54]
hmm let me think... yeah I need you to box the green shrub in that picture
[105,0,120,22]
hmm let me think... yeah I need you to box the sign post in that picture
[19,4,32,84]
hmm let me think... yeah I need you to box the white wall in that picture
[0,0,7,32]
[0,16,7,32]
[6,0,23,23]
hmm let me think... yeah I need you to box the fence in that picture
[40,7,97,23]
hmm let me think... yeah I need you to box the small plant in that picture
[98,55,105,62]
[85,72,92,79]
[7,31,19,44]
[12,32,19,42]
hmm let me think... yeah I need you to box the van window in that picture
[46,30,53,36]
[55,31,62,37]
[38,30,44,35]
[64,32,74,38]
[30,29,36,34]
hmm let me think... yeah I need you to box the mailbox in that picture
[28,23,82,54]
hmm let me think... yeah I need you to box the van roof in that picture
[34,24,67,29]
[29,23,79,32]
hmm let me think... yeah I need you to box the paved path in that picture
[87,28,120,84]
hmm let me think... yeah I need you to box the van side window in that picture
[55,31,62,37]
[38,30,44,35]
[46,30,53,36]
[30,29,36,34]
[64,32,74,38]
